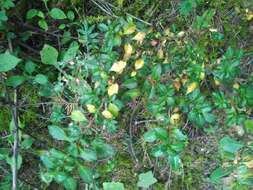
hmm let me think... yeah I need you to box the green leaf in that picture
[137,171,157,188]
[0,52,21,72]
[70,110,87,122]
[24,60,36,74]
[40,44,58,65]
[48,125,67,141]
[50,8,66,19]
[108,103,119,117]
[210,167,233,184]
[0,10,8,21]
[6,75,26,88]
[244,119,253,134]
[78,165,93,183]
[143,130,157,143]
[80,148,97,161]
[26,9,38,19]
[63,177,77,190]
[62,41,79,62]
[67,11,75,21]
[219,136,243,154]
[168,155,181,170]
[38,19,48,31]
[103,182,125,190]
[34,74,48,85]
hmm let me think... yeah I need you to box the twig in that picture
[7,37,19,190]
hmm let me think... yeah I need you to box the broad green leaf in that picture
[80,148,97,161]
[26,9,38,19]
[103,182,125,190]
[144,129,157,142]
[219,136,243,154]
[92,140,115,158]
[50,8,66,19]
[38,19,48,31]
[62,41,79,62]
[70,110,87,122]
[40,44,58,65]
[245,119,253,134]
[0,52,21,72]
[24,60,36,74]
[78,165,93,183]
[34,74,48,85]
[67,11,75,21]
[210,167,233,184]
[168,155,181,170]
[6,75,25,88]
[137,171,157,188]
[63,177,77,190]
[48,125,67,141]
[108,103,119,117]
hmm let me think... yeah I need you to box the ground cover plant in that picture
[0,0,253,189]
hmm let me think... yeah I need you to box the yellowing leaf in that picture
[186,82,198,94]
[102,110,113,119]
[110,61,127,74]
[108,83,119,96]
[246,9,253,21]
[200,72,205,80]
[170,113,180,125]
[214,79,220,86]
[133,32,146,44]
[123,43,133,60]
[135,59,144,70]
[131,70,137,77]
[123,24,136,35]
[86,104,96,113]
[233,83,240,89]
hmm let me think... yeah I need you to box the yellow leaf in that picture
[123,24,136,35]
[133,32,146,44]
[108,83,119,96]
[102,110,113,119]
[135,59,144,70]
[233,83,240,89]
[123,43,133,60]
[131,70,137,77]
[246,9,253,21]
[170,113,180,125]
[214,79,220,86]
[186,82,198,94]
[86,104,96,113]
[110,61,127,74]
[200,72,205,80]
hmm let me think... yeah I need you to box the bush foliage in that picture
[0,0,253,189]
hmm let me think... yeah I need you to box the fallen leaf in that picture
[108,83,119,96]
[110,61,127,74]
